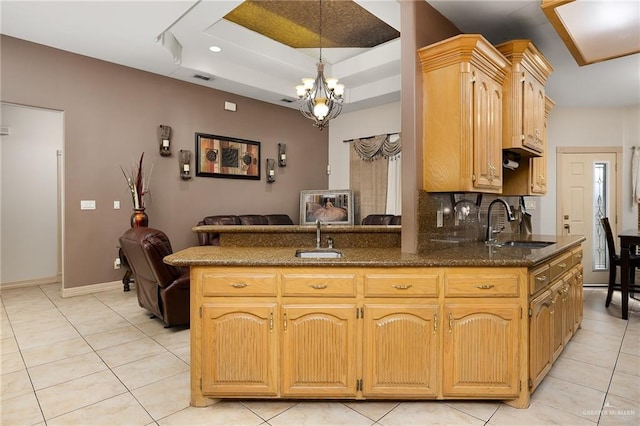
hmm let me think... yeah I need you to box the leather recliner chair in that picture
[119,227,190,327]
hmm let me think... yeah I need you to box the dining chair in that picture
[601,217,640,307]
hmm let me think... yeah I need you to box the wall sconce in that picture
[159,125,172,156]
[180,149,191,180]
[266,158,276,183]
[278,143,287,167]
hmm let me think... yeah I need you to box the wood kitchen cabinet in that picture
[280,269,359,397]
[503,96,555,196]
[188,249,583,409]
[528,289,553,392]
[200,303,279,396]
[418,34,509,193]
[442,268,525,398]
[362,268,441,397]
[496,40,554,157]
[551,279,565,362]
[281,304,358,397]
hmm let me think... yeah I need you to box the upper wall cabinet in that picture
[496,40,554,158]
[419,34,509,193]
[502,96,555,196]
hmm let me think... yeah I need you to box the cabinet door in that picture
[473,68,503,191]
[562,272,575,346]
[551,280,564,361]
[201,303,278,396]
[529,290,553,391]
[363,304,439,397]
[522,74,545,154]
[281,304,357,397]
[443,303,520,397]
[573,266,584,330]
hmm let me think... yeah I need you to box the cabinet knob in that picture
[309,283,328,290]
[476,284,495,289]
[392,284,413,290]
[230,282,249,288]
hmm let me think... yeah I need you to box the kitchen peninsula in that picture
[165,233,584,409]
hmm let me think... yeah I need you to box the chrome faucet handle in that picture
[327,237,334,249]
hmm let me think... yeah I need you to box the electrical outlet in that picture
[80,200,96,210]
[114,258,121,269]
[113,200,120,210]
[437,210,444,228]
[525,200,536,211]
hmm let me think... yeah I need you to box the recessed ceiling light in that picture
[209,46,222,53]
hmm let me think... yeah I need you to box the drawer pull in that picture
[476,284,495,290]
[392,284,413,290]
[536,276,548,282]
[309,283,328,290]
[230,282,249,288]
[558,263,567,268]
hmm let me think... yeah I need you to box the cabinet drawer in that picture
[529,264,551,295]
[201,271,277,297]
[549,253,572,281]
[445,269,520,297]
[282,273,357,297]
[364,272,439,297]
[571,247,583,266]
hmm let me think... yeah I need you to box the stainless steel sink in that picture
[500,240,554,249]
[295,248,344,259]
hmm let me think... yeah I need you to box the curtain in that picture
[349,133,402,222]
[352,134,402,160]
[386,153,402,215]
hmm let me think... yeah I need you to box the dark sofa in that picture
[196,214,294,245]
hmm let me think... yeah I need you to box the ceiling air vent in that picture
[193,74,212,81]
[280,98,294,103]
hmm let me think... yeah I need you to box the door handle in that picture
[564,224,570,234]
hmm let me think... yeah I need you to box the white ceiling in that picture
[1,0,639,113]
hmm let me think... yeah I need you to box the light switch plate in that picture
[80,200,96,210]
[113,200,120,210]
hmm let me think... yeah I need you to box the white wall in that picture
[1,103,63,285]
[328,101,402,189]
[540,106,640,235]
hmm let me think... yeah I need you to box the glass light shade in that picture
[295,85,306,98]
[313,99,329,119]
[334,84,345,97]
[325,78,338,90]
[302,78,314,90]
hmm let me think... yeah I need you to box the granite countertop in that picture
[192,224,401,234]
[165,234,585,268]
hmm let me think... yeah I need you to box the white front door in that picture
[558,150,619,284]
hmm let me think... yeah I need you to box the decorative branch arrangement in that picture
[121,152,153,209]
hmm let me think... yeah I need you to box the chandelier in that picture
[295,0,345,130]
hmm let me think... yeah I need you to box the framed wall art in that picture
[299,189,354,225]
[195,133,261,180]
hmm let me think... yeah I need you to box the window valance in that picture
[347,133,401,161]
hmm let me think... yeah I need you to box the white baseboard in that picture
[1,278,132,298]
[61,281,125,298]
[1,276,60,290]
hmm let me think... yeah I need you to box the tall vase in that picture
[130,208,149,227]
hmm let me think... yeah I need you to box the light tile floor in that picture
[1,285,638,425]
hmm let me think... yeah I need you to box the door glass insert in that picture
[593,162,608,271]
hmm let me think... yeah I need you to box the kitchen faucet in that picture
[485,198,516,243]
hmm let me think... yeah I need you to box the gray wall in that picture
[1,35,328,289]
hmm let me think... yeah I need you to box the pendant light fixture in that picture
[295,0,345,130]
